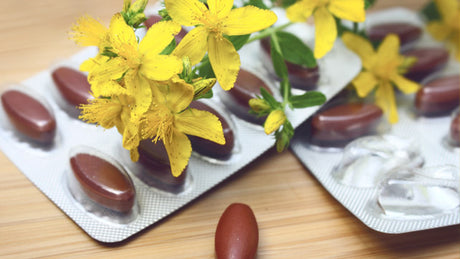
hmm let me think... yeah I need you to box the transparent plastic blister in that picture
[0,6,361,242]
[291,8,460,233]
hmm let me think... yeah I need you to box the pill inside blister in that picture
[51,67,93,107]
[70,153,136,214]
[448,108,460,147]
[332,135,424,188]
[219,69,273,125]
[136,140,190,193]
[308,102,385,148]
[378,165,460,217]
[415,75,460,117]
[367,22,421,51]
[189,101,235,160]
[403,47,449,82]
[1,89,56,145]
[260,37,319,91]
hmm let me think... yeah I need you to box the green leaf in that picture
[421,1,441,22]
[274,120,294,152]
[364,0,377,9]
[260,87,279,108]
[280,0,297,8]
[225,34,251,51]
[195,89,213,99]
[197,56,216,79]
[289,91,326,108]
[160,39,176,55]
[270,35,288,80]
[275,31,316,68]
[244,0,269,9]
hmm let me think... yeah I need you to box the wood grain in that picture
[1,0,459,258]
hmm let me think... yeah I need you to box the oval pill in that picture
[52,67,92,106]
[404,48,449,82]
[415,75,460,116]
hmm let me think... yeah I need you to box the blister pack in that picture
[0,6,361,242]
[291,8,460,233]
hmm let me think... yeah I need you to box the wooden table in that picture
[1,0,459,258]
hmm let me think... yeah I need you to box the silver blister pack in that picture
[291,8,460,233]
[0,6,361,242]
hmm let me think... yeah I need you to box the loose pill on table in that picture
[51,67,93,106]
[70,153,136,213]
[215,203,259,259]
[1,90,56,144]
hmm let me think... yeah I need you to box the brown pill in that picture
[415,75,460,117]
[188,101,235,159]
[137,140,187,192]
[260,37,319,90]
[404,48,449,82]
[70,153,135,213]
[367,22,422,49]
[215,203,258,259]
[310,103,383,147]
[52,67,93,106]
[144,15,187,43]
[1,90,56,144]
[449,112,460,146]
[221,69,273,124]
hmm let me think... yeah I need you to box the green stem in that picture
[246,22,294,44]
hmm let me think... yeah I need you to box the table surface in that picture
[1,0,459,258]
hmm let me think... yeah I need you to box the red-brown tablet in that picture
[52,67,93,106]
[1,90,56,144]
[260,37,319,90]
[415,75,460,116]
[220,69,273,124]
[70,153,136,213]
[367,22,422,49]
[450,112,460,146]
[310,103,383,147]
[215,203,259,259]
[404,48,449,82]
[188,101,235,159]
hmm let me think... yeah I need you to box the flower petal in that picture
[164,0,207,26]
[140,21,181,55]
[175,108,225,144]
[435,0,458,23]
[140,54,182,81]
[342,32,376,70]
[109,13,137,50]
[122,118,141,153]
[313,6,337,59]
[376,34,400,65]
[286,0,316,22]
[264,110,286,135]
[391,74,419,94]
[124,74,152,119]
[352,71,378,97]
[375,81,398,124]
[173,26,209,65]
[165,78,194,113]
[163,129,192,177]
[70,15,108,47]
[207,0,233,19]
[208,33,240,90]
[328,0,365,22]
[87,57,130,83]
[91,80,127,97]
[222,6,277,36]
[427,21,452,41]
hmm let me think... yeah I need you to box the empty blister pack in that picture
[291,8,460,233]
[0,6,361,242]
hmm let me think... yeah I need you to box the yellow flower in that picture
[164,0,277,90]
[264,110,287,135]
[70,15,110,50]
[141,78,225,177]
[427,0,460,61]
[82,14,183,119]
[342,33,419,123]
[287,0,365,59]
